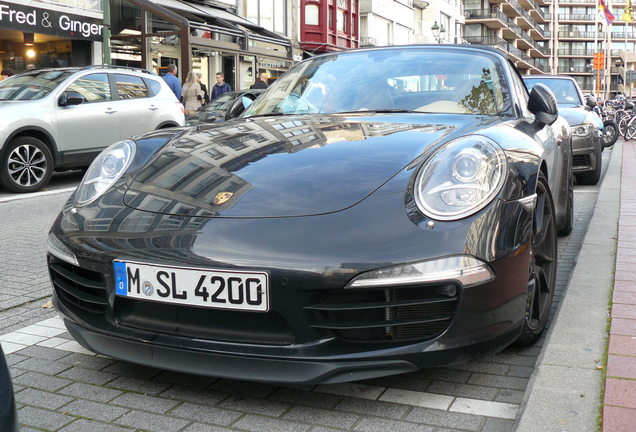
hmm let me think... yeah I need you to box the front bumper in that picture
[571,134,600,174]
[48,184,534,384]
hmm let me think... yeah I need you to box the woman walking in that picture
[182,71,204,114]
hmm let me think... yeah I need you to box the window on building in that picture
[245,0,287,35]
[305,4,319,25]
[337,9,346,32]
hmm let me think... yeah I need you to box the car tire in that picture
[574,140,602,186]
[0,137,54,193]
[557,167,573,237]
[516,172,557,346]
[601,120,619,149]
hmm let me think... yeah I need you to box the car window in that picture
[206,92,238,111]
[66,73,112,103]
[144,78,162,97]
[115,74,149,99]
[244,49,513,117]
[508,65,531,117]
[523,78,582,105]
[0,70,73,100]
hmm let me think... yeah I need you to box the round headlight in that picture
[75,140,135,206]
[414,136,507,221]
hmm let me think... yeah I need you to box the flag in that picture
[599,0,616,25]
[623,0,634,22]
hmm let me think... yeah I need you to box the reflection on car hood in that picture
[123,114,499,218]
[186,110,224,125]
[557,105,592,126]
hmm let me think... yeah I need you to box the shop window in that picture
[115,74,149,99]
[306,4,319,25]
[67,73,111,103]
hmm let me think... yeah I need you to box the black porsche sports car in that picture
[47,45,574,384]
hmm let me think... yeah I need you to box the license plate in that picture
[113,260,269,312]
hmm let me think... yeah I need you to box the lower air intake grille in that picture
[48,256,108,314]
[306,284,459,342]
[573,154,589,167]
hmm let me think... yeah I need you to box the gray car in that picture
[523,75,602,185]
[0,66,185,193]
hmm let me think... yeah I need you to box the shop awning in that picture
[150,0,289,43]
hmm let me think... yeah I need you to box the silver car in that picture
[523,75,602,185]
[0,66,185,192]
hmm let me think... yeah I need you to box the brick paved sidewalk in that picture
[602,139,636,431]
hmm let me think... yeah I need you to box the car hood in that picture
[123,114,500,218]
[557,105,592,126]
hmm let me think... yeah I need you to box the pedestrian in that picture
[250,72,269,89]
[162,64,182,101]
[182,71,205,114]
[212,72,231,100]
[196,73,210,104]
[0,69,14,80]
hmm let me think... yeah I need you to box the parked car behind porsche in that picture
[523,75,602,185]
[48,45,573,384]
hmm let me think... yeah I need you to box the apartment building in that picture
[463,0,552,74]
[555,0,634,94]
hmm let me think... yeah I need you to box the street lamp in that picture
[431,21,446,44]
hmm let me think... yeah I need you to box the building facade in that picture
[358,0,415,47]
[554,0,634,95]
[106,0,292,95]
[463,0,552,75]
[0,0,104,74]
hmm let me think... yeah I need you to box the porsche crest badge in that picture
[213,192,234,205]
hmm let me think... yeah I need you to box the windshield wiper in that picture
[333,109,419,114]
[244,112,290,118]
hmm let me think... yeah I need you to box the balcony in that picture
[464,9,508,29]
[360,37,378,47]
[557,0,594,3]
[558,13,597,21]
[533,43,550,57]
[558,31,606,39]
[558,48,592,56]
[516,7,536,29]
[518,30,536,49]
[503,19,524,39]
[501,0,523,18]
[531,8,551,23]
[534,58,550,72]
[610,33,636,39]
[557,65,592,74]
[535,0,551,4]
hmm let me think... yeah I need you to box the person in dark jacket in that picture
[250,72,269,89]
[211,72,232,100]
[196,73,210,104]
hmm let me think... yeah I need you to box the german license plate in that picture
[113,260,269,312]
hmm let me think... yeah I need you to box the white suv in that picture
[0,66,185,192]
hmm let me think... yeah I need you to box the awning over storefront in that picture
[150,0,291,50]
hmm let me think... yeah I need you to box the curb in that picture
[515,142,622,431]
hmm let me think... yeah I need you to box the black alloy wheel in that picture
[517,172,557,346]
[0,136,54,193]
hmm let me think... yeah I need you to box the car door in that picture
[55,72,120,152]
[111,73,158,139]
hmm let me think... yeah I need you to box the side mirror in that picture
[528,83,558,126]
[585,94,597,109]
[224,94,256,121]
[58,91,85,107]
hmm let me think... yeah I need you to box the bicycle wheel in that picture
[619,115,631,137]
[626,118,636,140]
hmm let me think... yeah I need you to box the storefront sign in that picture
[257,57,291,69]
[0,1,104,41]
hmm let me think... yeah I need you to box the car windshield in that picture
[524,78,582,105]
[243,49,512,117]
[204,92,239,111]
[0,70,73,100]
